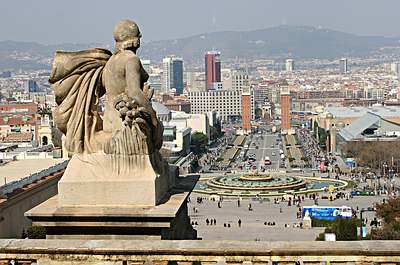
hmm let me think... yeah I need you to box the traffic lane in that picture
[254,148,280,169]
[251,134,281,168]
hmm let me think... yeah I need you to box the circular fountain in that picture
[194,172,348,197]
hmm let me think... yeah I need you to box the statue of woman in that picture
[49,20,162,156]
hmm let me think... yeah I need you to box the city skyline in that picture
[1,0,400,44]
[0,1,400,250]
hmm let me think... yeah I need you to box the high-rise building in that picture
[280,83,291,132]
[231,68,249,90]
[339,58,348,74]
[205,51,221,90]
[172,59,184,95]
[391,62,399,75]
[141,59,151,74]
[25,80,40,93]
[162,56,184,95]
[285,59,294,72]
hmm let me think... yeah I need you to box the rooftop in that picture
[326,106,400,118]
[0,158,65,185]
[152,101,171,115]
[339,112,400,140]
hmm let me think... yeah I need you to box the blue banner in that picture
[303,207,352,220]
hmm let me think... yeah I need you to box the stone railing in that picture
[0,239,399,265]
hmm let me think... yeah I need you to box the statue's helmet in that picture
[113,20,141,50]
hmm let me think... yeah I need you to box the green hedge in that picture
[314,218,358,241]
[27,226,46,239]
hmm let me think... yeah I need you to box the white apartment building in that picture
[161,57,173,93]
[164,111,210,140]
[188,89,255,122]
[285,59,294,72]
[231,69,249,90]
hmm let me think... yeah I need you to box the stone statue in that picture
[49,20,170,206]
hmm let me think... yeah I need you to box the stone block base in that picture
[58,153,171,207]
[26,175,199,240]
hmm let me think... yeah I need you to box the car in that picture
[271,152,276,156]
[270,144,274,148]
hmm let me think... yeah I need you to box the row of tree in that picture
[342,141,400,170]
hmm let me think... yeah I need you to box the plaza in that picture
[189,192,387,241]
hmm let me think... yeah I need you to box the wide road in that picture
[246,132,282,170]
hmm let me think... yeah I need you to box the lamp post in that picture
[383,162,388,178]
[360,207,375,240]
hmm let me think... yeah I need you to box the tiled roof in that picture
[2,133,33,142]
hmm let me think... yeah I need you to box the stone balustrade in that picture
[0,239,399,265]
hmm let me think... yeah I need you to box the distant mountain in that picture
[0,41,94,71]
[1,25,400,71]
[140,25,400,61]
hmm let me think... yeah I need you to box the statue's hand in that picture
[143,83,154,100]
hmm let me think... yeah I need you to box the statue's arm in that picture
[125,54,157,126]
[125,55,143,99]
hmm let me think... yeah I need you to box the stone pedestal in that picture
[57,153,171,207]
[25,175,198,240]
[302,215,312,229]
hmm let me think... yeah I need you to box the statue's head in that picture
[113,19,141,52]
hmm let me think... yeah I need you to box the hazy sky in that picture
[1,0,399,44]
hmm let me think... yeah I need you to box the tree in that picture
[27,226,46,239]
[210,126,219,141]
[318,127,327,148]
[370,197,400,240]
[255,108,263,119]
[342,141,400,171]
[313,120,319,137]
[210,123,223,141]
[191,132,208,155]
[315,218,358,241]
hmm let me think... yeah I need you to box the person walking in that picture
[238,219,242,227]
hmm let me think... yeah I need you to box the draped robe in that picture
[49,48,112,153]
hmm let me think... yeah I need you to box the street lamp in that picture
[360,207,375,240]
[382,162,388,178]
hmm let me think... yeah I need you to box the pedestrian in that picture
[206,218,210,225]
[238,219,242,227]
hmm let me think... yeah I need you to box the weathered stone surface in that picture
[57,153,169,206]
[26,20,198,240]
[47,19,170,207]
[0,240,400,264]
[26,176,198,240]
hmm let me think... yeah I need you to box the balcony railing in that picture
[0,239,399,265]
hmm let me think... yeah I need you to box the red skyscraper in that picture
[205,51,221,90]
